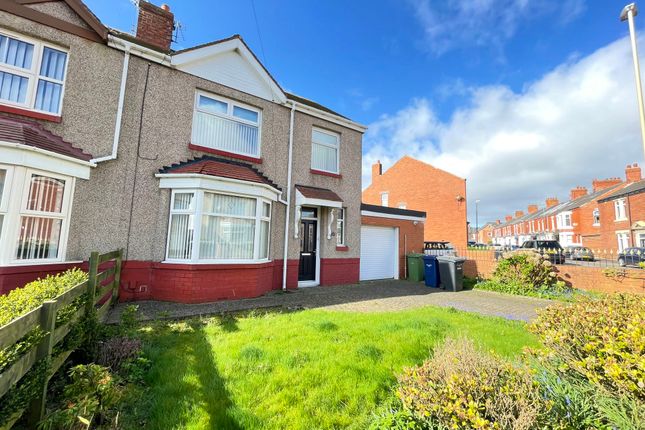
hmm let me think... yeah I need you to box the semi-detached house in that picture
[0,0,367,301]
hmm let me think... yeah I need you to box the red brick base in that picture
[320,258,360,286]
[0,262,83,295]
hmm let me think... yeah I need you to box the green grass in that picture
[127,307,538,430]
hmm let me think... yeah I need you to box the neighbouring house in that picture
[491,163,642,253]
[476,222,495,244]
[362,156,468,248]
[0,0,367,301]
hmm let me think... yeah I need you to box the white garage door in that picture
[360,226,398,281]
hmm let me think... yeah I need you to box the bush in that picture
[477,250,572,299]
[529,293,645,399]
[397,338,548,430]
[96,337,142,372]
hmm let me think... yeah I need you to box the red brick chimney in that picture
[592,178,622,192]
[496,219,501,225]
[372,160,382,182]
[570,186,588,200]
[505,215,512,222]
[527,204,538,214]
[136,1,174,51]
[626,163,642,182]
[515,210,524,218]
[545,197,559,208]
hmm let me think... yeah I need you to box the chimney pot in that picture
[161,4,170,11]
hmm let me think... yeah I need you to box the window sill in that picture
[615,218,628,222]
[311,169,342,178]
[189,144,262,164]
[0,104,62,123]
[336,245,349,252]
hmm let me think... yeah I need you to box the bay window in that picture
[191,91,261,158]
[0,165,74,264]
[311,128,339,173]
[0,30,68,115]
[166,189,271,263]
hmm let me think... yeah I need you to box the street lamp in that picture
[475,199,480,242]
[621,3,645,160]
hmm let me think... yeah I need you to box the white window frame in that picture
[381,192,389,207]
[191,90,262,158]
[311,127,340,174]
[592,208,600,226]
[616,231,630,252]
[0,28,69,116]
[0,164,74,265]
[336,207,345,246]
[614,199,627,221]
[164,188,272,264]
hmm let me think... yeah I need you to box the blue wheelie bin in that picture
[422,255,440,287]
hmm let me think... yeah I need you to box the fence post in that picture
[112,249,123,304]
[26,300,57,427]
[86,251,99,314]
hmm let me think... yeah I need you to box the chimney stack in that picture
[496,219,501,225]
[515,210,524,218]
[545,197,559,208]
[505,215,513,222]
[372,160,382,182]
[136,1,174,52]
[570,186,588,200]
[626,163,642,182]
[527,204,538,214]
[592,177,622,192]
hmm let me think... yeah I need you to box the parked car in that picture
[520,240,565,264]
[424,241,456,256]
[563,246,595,261]
[618,247,645,267]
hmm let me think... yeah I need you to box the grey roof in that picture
[598,180,645,202]
[558,185,621,211]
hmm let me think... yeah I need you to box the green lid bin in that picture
[407,253,425,282]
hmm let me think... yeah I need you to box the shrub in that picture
[397,338,548,430]
[477,250,572,299]
[38,364,122,429]
[96,337,142,372]
[529,293,645,399]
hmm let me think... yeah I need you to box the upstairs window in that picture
[311,128,340,173]
[592,208,600,225]
[0,31,68,115]
[381,192,389,207]
[614,199,627,221]
[191,91,262,158]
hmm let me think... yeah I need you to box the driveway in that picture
[108,280,554,324]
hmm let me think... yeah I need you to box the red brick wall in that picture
[320,258,360,286]
[0,262,86,295]
[363,156,467,247]
[462,252,645,294]
[597,196,631,251]
[361,214,425,279]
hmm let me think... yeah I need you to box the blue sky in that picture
[86,0,645,224]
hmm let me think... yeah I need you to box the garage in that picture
[360,203,427,281]
[360,226,398,280]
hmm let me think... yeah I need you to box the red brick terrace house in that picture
[0,0,367,300]
[362,156,468,248]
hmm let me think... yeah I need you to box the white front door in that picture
[360,226,398,281]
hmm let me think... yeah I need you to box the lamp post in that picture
[475,199,480,242]
[621,3,645,160]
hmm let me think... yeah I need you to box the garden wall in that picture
[462,250,645,294]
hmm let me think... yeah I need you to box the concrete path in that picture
[108,280,555,324]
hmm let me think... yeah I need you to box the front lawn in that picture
[125,307,537,429]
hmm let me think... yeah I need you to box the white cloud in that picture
[362,36,644,223]
[409,0,585,56]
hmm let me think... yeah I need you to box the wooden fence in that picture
[0,250,123,429]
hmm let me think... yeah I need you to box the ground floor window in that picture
[0,165,73,264]
[617,232,630,253]
[166,189,272,263]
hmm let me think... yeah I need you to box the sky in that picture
[85,0,645,225]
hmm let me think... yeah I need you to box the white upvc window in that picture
[0,29,69,115]
[381,192,389,207]
[0,165,74,264]
[617,232,630,252]
[311,127,340,174]
[614,199,627,221]
[336,207,345,246]
[592,209,600,226]
[191,91,262,158]
[165,189,272,263]
[397,202,407,209]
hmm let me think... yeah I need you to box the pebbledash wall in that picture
[0,1,364,301]
[463,250,645,294]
